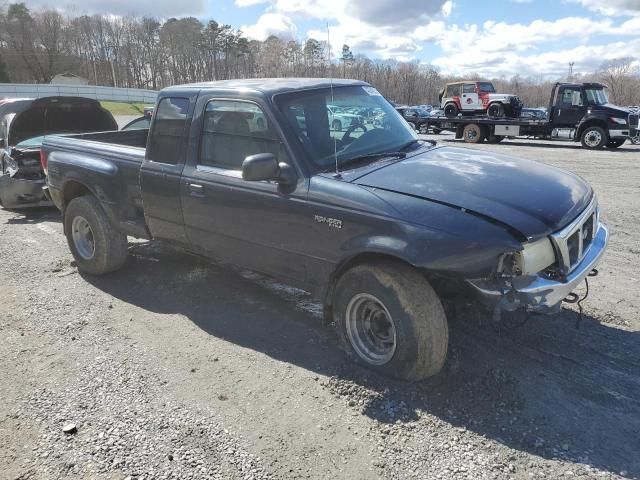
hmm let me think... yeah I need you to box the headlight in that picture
[513,237,556,275]
[610,117,627,125]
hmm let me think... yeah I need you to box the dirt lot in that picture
[1,136,639,480]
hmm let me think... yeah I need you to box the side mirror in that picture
[242,153,296,186]
[242,153,278,181]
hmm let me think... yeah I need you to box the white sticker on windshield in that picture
[362,86,382,96]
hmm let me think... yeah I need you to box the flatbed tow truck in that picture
[426,82,639,149]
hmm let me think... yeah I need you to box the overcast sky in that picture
[24,0,640,78]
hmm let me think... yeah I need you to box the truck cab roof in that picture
[161,78,368,97]
[554,82,607,89]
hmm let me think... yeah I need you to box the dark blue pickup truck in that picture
[43,79,608,380]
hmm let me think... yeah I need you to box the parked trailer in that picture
[426,82,636,149]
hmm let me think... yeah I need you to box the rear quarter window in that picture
[147,97,189,165]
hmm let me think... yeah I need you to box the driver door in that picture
[180,98,310,286]
[461,83,480,111]
[553,86,586,126]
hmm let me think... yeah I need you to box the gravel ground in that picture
[1,136,639,479]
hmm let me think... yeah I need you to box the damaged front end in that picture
[0,148,51,209]
[468,197,608,316]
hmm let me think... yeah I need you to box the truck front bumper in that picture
[468,223,609,314]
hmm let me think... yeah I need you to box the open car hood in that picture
[7,96,118,146]
[353,146,593,239]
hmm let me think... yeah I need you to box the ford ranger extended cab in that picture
[43,79,608,381]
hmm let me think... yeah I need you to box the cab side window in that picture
[560,88,582,106]
[199,100,288,170]
[147,97,189,165]
[462,84,476,94]
[446,84,461,97]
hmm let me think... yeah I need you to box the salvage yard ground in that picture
[1,136,639,479]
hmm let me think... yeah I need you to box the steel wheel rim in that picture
[466,129,478,140]
[72,215,95,260]
[345,293,397,365]
[585,130,602,147]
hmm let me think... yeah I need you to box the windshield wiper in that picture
[337,151,407,171]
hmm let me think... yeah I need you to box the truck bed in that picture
[44,129,149,238]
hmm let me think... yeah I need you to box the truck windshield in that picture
[584,88,609,105]
[276,85,417,171]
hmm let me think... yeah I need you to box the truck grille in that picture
[549,198,598,277]
[629,112,639,134]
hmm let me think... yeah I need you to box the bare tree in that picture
[598,57,639,106]
[0,2,638,109]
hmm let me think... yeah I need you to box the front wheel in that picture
[487,103,504,118]
[581,126,608,149]
[64,195,128,275]
[334,261,448,381]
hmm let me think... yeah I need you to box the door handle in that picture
[187,183,204,196]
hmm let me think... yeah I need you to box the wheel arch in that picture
[61,179,121,236]
[323,251,429,321]
[577,117,608,139]
[63,180,94,209]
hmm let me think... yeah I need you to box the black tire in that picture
[581,126,608,149]
[332,119,342,132]
[432,127,442,134]
[462,123,484,144]
[333,260,448,381]
[606,138,625,148]
[64,195,128,275]
[407,121,417,131]
[487,134,505,144]
[487,103,504,118]
[444,103,458,118]
[256,117,265,129]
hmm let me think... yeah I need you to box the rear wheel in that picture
[64,195,128,275]
[462,123,485,144]
[606,138,625,148]
[407,121,417,131]
[581,126,608,149]
[431,127,442,134]
[487,103,504,118]
[332,119,342,132]
[334,260,448,381]
[444,103,458,118]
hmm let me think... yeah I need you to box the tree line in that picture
[1,3,639,107]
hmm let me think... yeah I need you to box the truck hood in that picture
[353,146,593,239]
[593,103,629,117]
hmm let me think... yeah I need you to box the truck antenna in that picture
[327,22,340,178]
